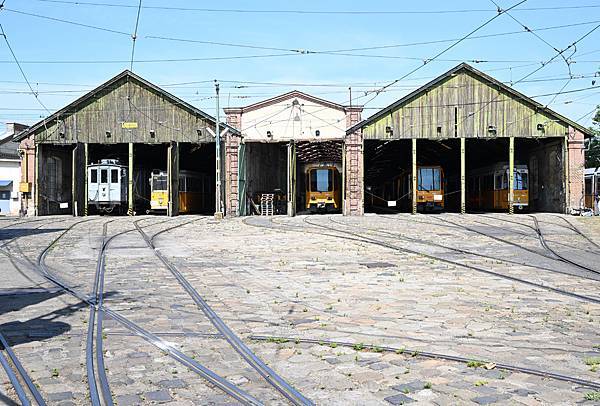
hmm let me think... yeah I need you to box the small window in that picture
[494,173,501,190]
[90,169,97,183]
[101,169,108,183]
[111,169,118,183]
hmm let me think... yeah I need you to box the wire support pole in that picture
[215,81,223,218]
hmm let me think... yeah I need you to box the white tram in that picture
[87,159,128,214]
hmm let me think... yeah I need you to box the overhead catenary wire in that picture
[361,0,529,107]
[145,18,600,59]
[489,0,574,82]
[0,24,51,115]
[4,6,600,66]
[24,0,600,15]
[129,0,143,71]
[454,21,600,131]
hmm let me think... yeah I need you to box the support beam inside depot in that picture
[364,139,460,214]
[240,140,343,216]
[364,136,566,214]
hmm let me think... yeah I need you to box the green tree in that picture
[586,105,600,168]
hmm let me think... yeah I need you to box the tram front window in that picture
[418,168,441,191]
[514,171,528,190]
[311,169,333,192]
[153,175,168,191]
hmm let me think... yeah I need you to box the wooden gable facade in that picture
[359,63,591,140]
[15,70,223,145]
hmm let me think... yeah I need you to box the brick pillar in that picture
[345,107,362,129]
[345,129,364,216]
[224,109,242,216]
[344,107,364,216]
[567,126,585,212]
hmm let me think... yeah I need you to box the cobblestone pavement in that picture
[0,213,599,405]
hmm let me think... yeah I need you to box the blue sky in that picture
[0,0,599,133]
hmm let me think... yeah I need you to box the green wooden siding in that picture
[363,71,569,140]
[34,78,214,144]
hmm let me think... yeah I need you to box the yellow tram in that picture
[370,165,445,212]
[305,165,342,212]
[467,163,529,211]
[149,169,212,214]
[585,167,599,212]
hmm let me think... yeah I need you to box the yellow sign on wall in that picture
[122,122,138,129]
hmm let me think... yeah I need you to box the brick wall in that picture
[224,111,242,216]
[344,107,364,216]
[567,126,585,212]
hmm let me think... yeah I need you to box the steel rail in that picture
[86,219,117,406]
[468,214,599,255]
[85,301,101,406]
[0,332,46,406]
[424,215,558,261]
[530,215,600,276]
[0,218,46,230]
[135,220,314,406]
[100,308,263,406]
[555,215,600,251]
[0,343,30,406]
[242,217,600,389]
[327,216,600,282]
[249,335,600,390]
[95,232,115,406]
[242,216,600,305]
[301,216,600,304]
[0,317,47,406]
[473,214,595,254]
[18,217,262,405]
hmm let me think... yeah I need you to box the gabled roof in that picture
[14,70,238,141]
[224,90,362,114]
[348,62,593,136]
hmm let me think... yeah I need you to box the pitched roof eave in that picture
[348,62,593,137]
[13,70,239,142]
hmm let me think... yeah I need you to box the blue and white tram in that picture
[87,159,128,214]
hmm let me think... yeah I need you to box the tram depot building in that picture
[13,63,592,218]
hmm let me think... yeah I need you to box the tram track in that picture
[423,215,558,261]
[530,215,600,276]
[470,214,598,256]
[326,216,600,282]
[420,214,600,277]
[556,216,600,251]
[86,219,116,406]
[241,215,600,390]
[134,219,314,406]
[0,217,264,406]
[87,216,263,405]
[244,215,600,304]
[306,216,600,304]
[463,213,600,274]
[249,335,600,391]
[0,332,46,406]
